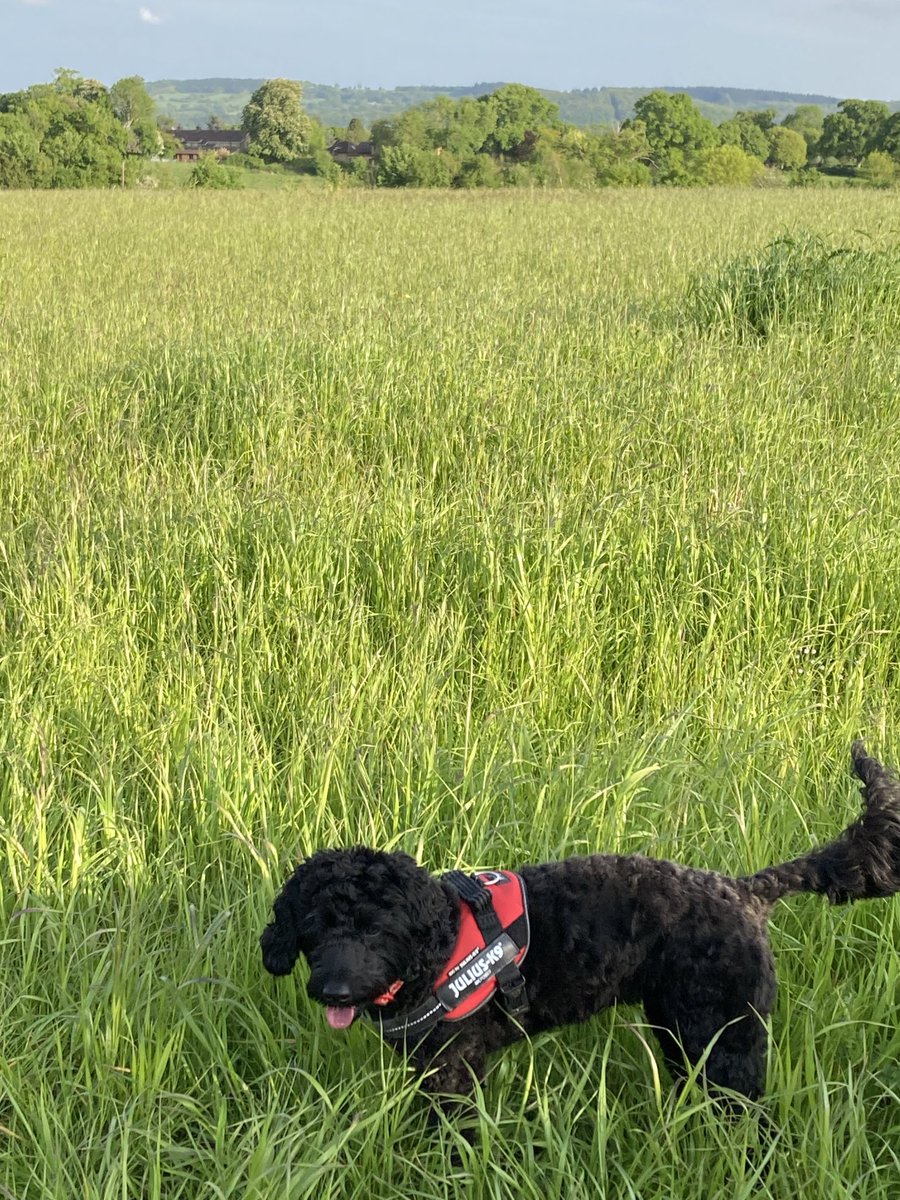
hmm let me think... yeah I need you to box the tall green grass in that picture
[1,188,899,1198]
[688,230,900,339]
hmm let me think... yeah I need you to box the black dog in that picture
[261,742,900,1109]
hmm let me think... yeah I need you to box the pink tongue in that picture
[326,1005,357,1030]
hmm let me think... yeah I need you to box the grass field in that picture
[144,161,327,190]
[1,188,899,1199]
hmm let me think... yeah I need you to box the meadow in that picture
[1,187,899,1199]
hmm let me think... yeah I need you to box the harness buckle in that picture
[500,979,530,1017]
[496,962,530,1017]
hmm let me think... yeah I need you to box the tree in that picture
[718,111,773,160]
[0,111,47,187]
[376,143,455,187]
[479,83,559,157]
[186,152,243,188]
[587,123,652,186]
[6,71,129,187]
[627,91,718,182]
[370,117,399,156]
[455,153,503,188]
[767,126,807,170]
[859,151,898,187]
[345,116,370,142]
[781,105,824,155]
[242,78,310,163]
[819,99,889,165]
[696,144,765,186]
[110,76,160,157]
[875,111,900,163]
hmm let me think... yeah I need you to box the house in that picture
[327,140,375,165]
[172,129,249,162]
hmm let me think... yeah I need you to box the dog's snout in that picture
[321,981,353,1004]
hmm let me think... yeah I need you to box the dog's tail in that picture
[741,742,900,906]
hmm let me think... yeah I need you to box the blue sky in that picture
[4,0,899,97]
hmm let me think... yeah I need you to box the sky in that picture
[3,0,899,98]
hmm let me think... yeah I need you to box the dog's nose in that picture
[321,982,353,1004]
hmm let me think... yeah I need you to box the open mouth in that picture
[325,1005,358,1030]
[322,980,402,1030]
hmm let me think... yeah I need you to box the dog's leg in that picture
[426,1071,484,1163]
[419,1047,486,1108]
[644,997,770,1101]
[413,1035,488,1152]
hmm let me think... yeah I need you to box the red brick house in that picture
[173,129,249,162]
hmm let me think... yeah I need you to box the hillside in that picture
[146,78,859,129]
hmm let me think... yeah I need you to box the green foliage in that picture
[628,91,719,183]
[688,230,900,338]
[819,99,890,165]
[186,151,243,188]
[345,116,370,142]
[345,155,373,184]
[224,151,267,171]
[0,69,143,188]
[859,151,899,188]
[157,125,182,158]
[781,104,825,154]
[589,124,653,186]
[241,78,310,163]
[768,126,808,170]
[718,109,775,160]
[109,75,160,157]
[0,111,46,188]
[455,152,503,188]
[528,128,598,187]
[875,111,900,162]
[695,144,766,186]
[377,143,455,187]
[309,149,343,184]
[365,82,823,190]
[371,86,569,187]
[718,119,768,161]
[0,69,893,193]
[480,83,560,155]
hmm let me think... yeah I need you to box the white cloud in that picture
[139,6,162,23]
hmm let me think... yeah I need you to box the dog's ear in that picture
[260,863,309,977]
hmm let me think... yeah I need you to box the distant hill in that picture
[148,79,877,130]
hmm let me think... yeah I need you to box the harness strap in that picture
[442,871,530,1018]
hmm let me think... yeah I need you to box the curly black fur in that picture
[261,742,900,1109]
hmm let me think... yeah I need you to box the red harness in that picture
[371,870,530,1042]
[435,870,529,1019]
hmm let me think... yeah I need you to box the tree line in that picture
[243,81,900,189]
[2,72,899,190]
[339,87,899,188]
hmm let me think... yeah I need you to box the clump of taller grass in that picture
[687,230,900,339]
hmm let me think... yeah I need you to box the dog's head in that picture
[260,847,458,1029]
